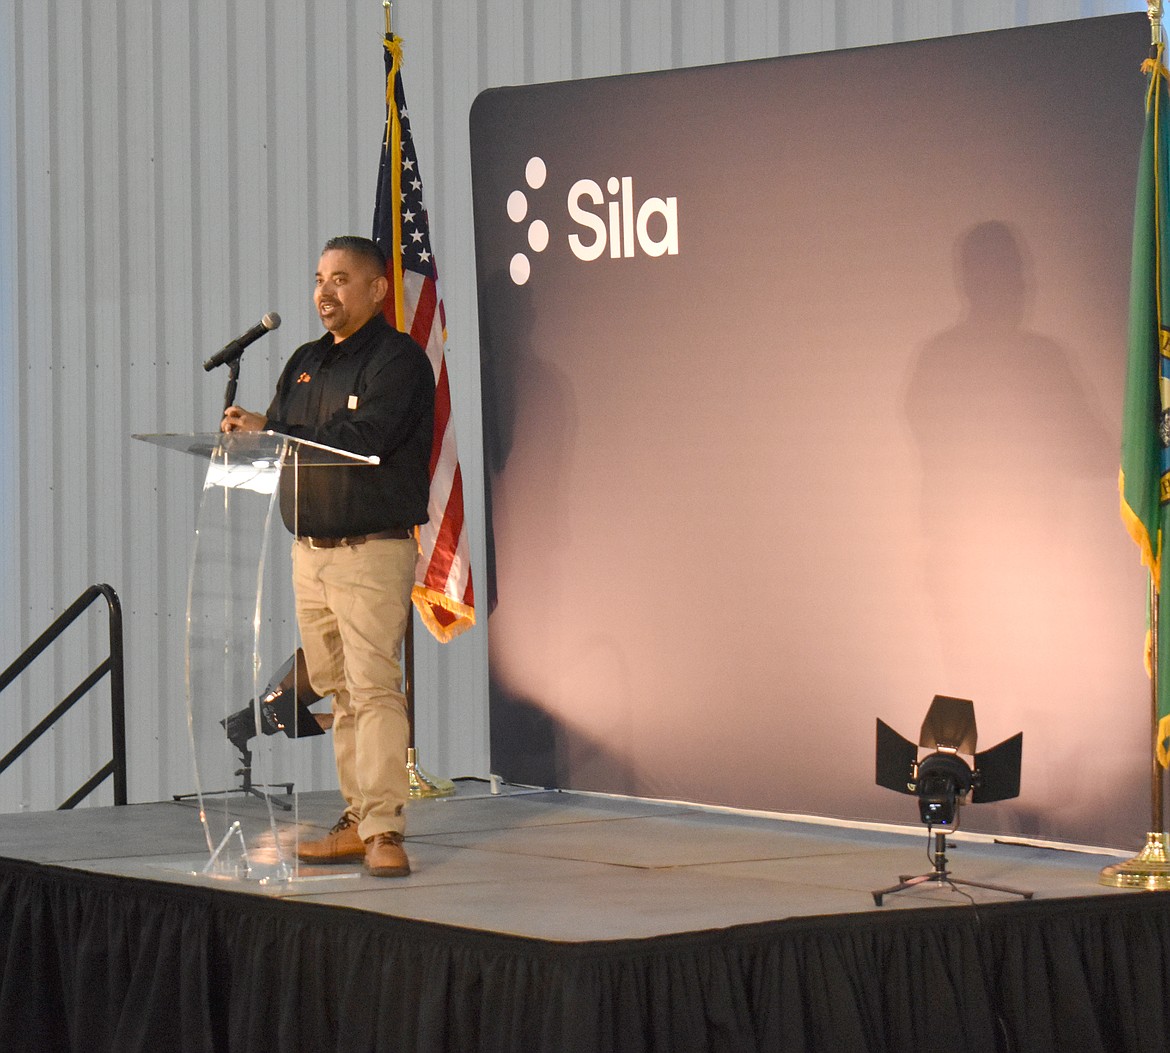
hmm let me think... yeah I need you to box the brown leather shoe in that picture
[364,831,410,877]
[296,813,364,863]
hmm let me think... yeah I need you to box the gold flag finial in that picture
[384,0,392,36]
[1152,1,1164,47]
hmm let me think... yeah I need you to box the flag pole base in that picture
[1099,831,1170,889]
[407,747,456,799]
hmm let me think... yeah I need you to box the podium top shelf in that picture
[132,431,380,466]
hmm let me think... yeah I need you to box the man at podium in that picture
[221,235,434,877]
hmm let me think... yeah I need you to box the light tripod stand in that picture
[872,829,1033,906]
[173,742,296,811]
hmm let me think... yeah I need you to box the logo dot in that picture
[528,220,549,253]
[510,253,531,286]
[607,176,620,195]
[525,156,547,190]
[507,190,528,223]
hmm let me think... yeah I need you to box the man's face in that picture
[314,249,388,342]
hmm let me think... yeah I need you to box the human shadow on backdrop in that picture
[903,220,1126,837]
[480,269,640,791]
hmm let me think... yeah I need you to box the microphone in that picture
[203,312,281,371]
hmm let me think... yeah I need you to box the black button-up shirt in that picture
[265,313,434,538]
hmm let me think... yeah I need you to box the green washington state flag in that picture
[1121,45,1170,767]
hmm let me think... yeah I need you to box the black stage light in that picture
[871,694,1029,905]
[174,651,326,811]
[220,650,325,754]
[914,751,972,827]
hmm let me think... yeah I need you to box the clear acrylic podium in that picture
[134,431,378,882]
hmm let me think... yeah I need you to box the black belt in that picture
[298,527,412,549]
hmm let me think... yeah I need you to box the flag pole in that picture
[1153,578,1165,834]
[403,614,455,798]
[1101,0,1170,888]
[1102,578,1170,886]
[379,1,457,799]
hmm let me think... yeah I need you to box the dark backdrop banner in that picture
[471,13,1151,849]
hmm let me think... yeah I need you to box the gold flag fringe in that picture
[412,585,475,644]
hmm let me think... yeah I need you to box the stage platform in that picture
[1,783,1168,1052]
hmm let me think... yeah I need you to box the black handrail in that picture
[0,584,127,808]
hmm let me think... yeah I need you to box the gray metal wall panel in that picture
[0,0,1145,812]
[0,0,16,785]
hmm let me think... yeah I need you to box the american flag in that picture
[374,33,475,642]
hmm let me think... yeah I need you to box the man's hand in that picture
[221,406,267,433]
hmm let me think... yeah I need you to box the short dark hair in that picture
[321,235,387,274]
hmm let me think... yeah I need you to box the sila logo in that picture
[507,156,679,286]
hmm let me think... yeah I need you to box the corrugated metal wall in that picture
[0,0,1144,811]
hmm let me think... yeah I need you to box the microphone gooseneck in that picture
[203,312,281,371]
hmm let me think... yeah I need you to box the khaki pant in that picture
[292,536,415,841]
